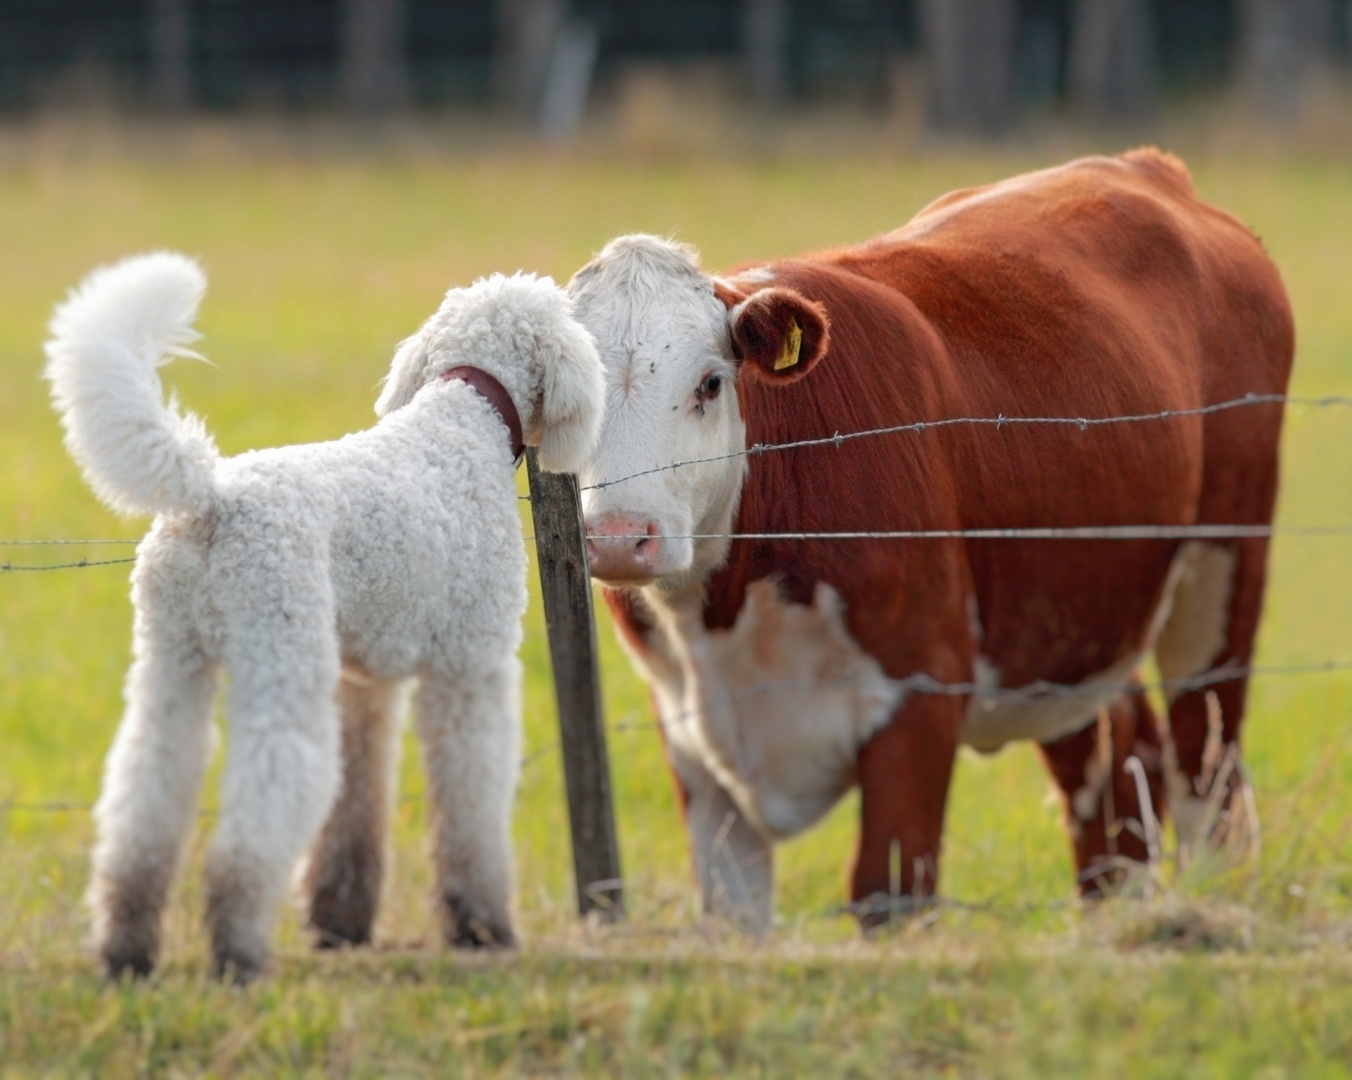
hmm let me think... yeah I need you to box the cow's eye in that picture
[698,373,722,400]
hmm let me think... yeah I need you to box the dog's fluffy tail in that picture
[44,252,219,518]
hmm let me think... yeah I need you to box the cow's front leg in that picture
[851,694,962,928]
[673,752,774,931]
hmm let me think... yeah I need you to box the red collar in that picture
[441,366,525,465]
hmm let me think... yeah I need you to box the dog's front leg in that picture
[414,660,521,949]
[302,669,403,948]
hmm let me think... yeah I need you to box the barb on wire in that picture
[581,392,1352,494]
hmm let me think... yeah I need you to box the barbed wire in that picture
[829,891,1081,922]
[1,556,138,572]
[610,658,1352,741]
[0,539,140,572]
[13,656,1343,816]
[0,539,139,546]
[580,392,1352,494]
[9,522,1352,571]
[584,524,1352,543]
[8,391,1352,566]
[0,800,93,813]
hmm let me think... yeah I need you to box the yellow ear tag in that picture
[774,317,802,371]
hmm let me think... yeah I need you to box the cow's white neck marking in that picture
[621,580,902,842]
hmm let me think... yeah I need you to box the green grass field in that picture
[3,121,1352,1076]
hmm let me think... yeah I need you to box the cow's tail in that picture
[44,252,219,518]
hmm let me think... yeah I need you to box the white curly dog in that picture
[45,253,604,982]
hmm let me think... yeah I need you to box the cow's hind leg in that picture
[303,670,403,948]
[1155,538,1265,862]
[851,694,961,928]
[1038,693,1164,895]
[205,611,341,983]
[89,560,218,979]
[414,660,520,949]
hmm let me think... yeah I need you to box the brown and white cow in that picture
[570,150,1294,927]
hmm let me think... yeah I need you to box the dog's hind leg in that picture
[415,659,521,949]
[205,603,341,983]
[89,552,218,980]
[303,669,403,948]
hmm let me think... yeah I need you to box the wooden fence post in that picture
[526,449,624,919]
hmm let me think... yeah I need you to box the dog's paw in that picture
[210,937,272,985]
[100,943,157,981]
[307,877,378,950]
[441,892,518,950]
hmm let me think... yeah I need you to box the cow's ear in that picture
[726,287,829,384]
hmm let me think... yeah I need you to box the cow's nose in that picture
[586,516,663,581]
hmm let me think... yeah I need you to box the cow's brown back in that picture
[711,150,1293,695]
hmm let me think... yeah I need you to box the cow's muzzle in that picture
[586,515,664,583]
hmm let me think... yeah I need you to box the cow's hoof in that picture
[852,891,936,933]
[312,925,372,951]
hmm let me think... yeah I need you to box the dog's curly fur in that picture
[45,253,604,982]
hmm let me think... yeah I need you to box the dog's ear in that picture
[374,322,433,417]
[536,308,604,473]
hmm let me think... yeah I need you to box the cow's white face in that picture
[569,235,828,590]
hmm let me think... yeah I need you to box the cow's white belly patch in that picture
[961,650,1143,753]
[655,580,902,842]
[1154,540,1237,703]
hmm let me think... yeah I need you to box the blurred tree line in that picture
[0,0,1348,132]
